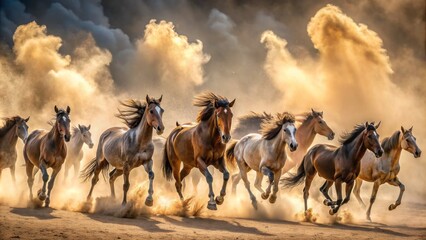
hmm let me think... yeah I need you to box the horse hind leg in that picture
[87,159,106,201]
[231,173,241,195]
[121,164,131,206]
[238,163,257,209]
[143,159,155,207]
[320,180,335,206]
[366,180,380,221]
[109,168,123,198]
[25,162,34,200]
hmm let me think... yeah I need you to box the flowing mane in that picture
[238,112,273,126]
[261,112,295,140]
[193,92,230,122]
[339,123,375,145]
[0,116,21,137]
[115,99,147,129]
[381,131,401,153]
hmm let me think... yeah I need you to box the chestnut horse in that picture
[283,122,383,215]
[24,106,71,207]
[226,112,298,209]
[162,92,235,210]
[0,116,29,184]
[353,126,422,221]
[82,95,164,206]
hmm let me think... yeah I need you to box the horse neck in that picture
[346,132,367,163]
[136,113,153,145]
[295,119,316,152]
[389,134,403,168]
[268,130,287,159]
[1,124,19,148]
[71,132,84,151]
[48,122,65,149]
[198,114,220,144]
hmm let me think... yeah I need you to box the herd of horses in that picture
[0,92,422,221]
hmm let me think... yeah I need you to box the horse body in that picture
[228,113,297,208]
[24,106,71,207]
[353,127,421,221]
[283,122,383,215]
[0,116,29,183]
[163,92,235,210]
[82,96,164,206]
[64,125,93,182]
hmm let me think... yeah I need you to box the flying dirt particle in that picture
[334,209,354,224]
[27,198,43,209]
[295,208,318,222]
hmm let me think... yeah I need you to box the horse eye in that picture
[150,110,153,114]
[318,120,323,124]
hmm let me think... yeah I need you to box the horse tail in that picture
[162,140,173,181]
[282,154,308,188]
[225,140,238,170]
[80,158,109,182]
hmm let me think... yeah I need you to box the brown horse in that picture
[353,126,422,221]
[0,116,29,183]
[283,122,383,215]
[162,92,235,210]
[24,106,71,207]
[82,95,164,206]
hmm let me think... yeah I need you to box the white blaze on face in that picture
[155,106,161,115]
[224,109,228,114]
[286,125,296,142]
[62,116,66,122]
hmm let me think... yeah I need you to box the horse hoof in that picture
[366,215,372,222]
[37,190,46,201]
[261,193,269,200]
[329,208,337,215]
[252,201,258,210]
[145,197,154,207]
[388,204,396,211]
[207,202,217,211]
[269,195,277,204]
[215,196,224,205]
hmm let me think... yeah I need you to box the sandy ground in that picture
[1,200,425,240]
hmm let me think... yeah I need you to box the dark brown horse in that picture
[162,92,235,210]
[82,95,164,206]
[0,116,29,184]
[283,122,383,215]
[24,106,71,207]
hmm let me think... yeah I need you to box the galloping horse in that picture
[0,116,29,183]
[82,95,164,206]
[162,92,235,210]
[230,109,334,194]
[353,126,422,221]
[283,122,383,215]
[63,124,94,183]
[24,106,71,207]
[226,112,298,209]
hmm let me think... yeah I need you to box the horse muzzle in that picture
[155,126,164,135]
[221,134,231,144]
[328,132,335,140]
[88,143,94,149]
[64,135,71,142]
[375,148,383,158]
[289,142,298,152]
[414,150,422,158]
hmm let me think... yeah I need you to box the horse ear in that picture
[66,106,71,114]
[401,126,405,133]
[229,99,236,108]
[54,105,59,113]
[311,108,316,115]
[158,95,163,103]
[146,94,150,103]
[87,124,91,130]
[375,121,381,129]
[409,126,413,132]
[365,121,369,128]
[214,100,219,108]
[25,116,30,122]
[320,111,323,116]
[78,124,83,131]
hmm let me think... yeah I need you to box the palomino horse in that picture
[24,106,71,207]
[230,109,334,194]
[162,92,235,210]
[82,95,164,206]
[0,116,29,183]
[283,122,383,215]
[226,112,298,209]
[353,126,421,221]
[63,124,94,183]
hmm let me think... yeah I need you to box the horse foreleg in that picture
[45,166,61,208]
[109,168,123,198]
[231,173,241,195]
[353,178,366,208]
[215,157,229,205]
[38,161,49,202]
[73,161,80,182]
[254,171,265,196]
[25,162,34,200]
[143,159,155,207]
[366,180,380,221]
[387,178,405,211]
[121,165,130,206]
[329,179,343,215]
[320,180,334,206]
[342,180,355,205]
[303,174,315,213]
[269,170,281,204]
[261,166,274,200]
[197,157,216,210]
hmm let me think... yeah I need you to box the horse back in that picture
[309,143,338,180]
[24,129,47,166]
[167,125,196,166]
